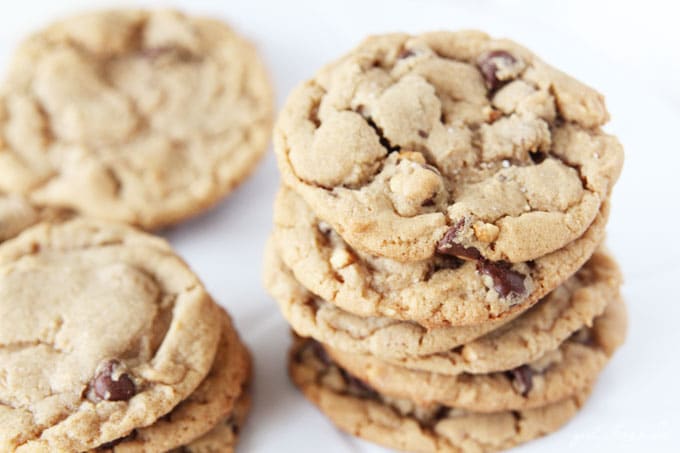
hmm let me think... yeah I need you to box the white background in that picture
[1,1,679,451]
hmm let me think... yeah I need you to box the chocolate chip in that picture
[436,221,482,260]
[421,197,436,207]
[93,360,136,402]
[477,50,517,90]
[417,129,429,138]
[507,365,534,396]
[476,260,526,298]
[529,151,547,164]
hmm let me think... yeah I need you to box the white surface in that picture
[1,1,679,451]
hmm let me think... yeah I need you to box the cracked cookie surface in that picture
[0,219,221,452]
[274,31,623,263]
[289,335,591,453]
[326,297,627,412]
[0,9,273,229]
[103,308,251,452]
[272,186,609,327]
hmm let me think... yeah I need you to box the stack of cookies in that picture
[266,31,626,452]
[0,9,274,452]
[0,219,251,451]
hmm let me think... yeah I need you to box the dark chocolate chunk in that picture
[529,151,547,164]
[436,220,482,260]
[477,50,517,90]
[507,365,534,396]
[476,260,527,298]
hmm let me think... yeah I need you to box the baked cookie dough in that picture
[0,219,222,451]
[0,9,273,229]
[290,335,591,453]
[265,242,621,364]
[272,186,609,327]
[103,309,251,452]
[326,297,627,412]
[274,31,623,263]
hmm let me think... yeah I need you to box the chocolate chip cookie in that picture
[103,309,251,452]
[274,31,623,263]
[0,219,222,451]
[266,238,621,365]
[272,186,609,327]
[325,297,627,412]
[290,335,592,452]
[0,9,273,229]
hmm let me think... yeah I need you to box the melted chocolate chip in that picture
[93,360,136,402]
[476,260,526,298]
[507,365,534,396]
[436,221,482,260]
[529,151,547,164]
[477,50,517,90]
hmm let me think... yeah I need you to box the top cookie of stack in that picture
[0,9,273,230]
[273,30,623,327]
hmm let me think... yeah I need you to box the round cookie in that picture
[265,239,620,363]
[369,251,621,375]
[178,391,251,453]
[0,219,222,452]
[103,309,251,452]
[274,31,623,263]
[272,186,610,327]
[290,336,591,453]
[0,9,273,229]
[264,237,508,357]
[325,297,627,412]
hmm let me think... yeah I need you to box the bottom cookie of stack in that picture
[290,336,592,453]
[288,294,626,452]
[99,309,251,452]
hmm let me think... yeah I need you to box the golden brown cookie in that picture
[325,298,627,412]
[271,186,610,327]
[0,219,222,451]
[274,31,622,263]
[0,9,273,229]
[290,335,592,453]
